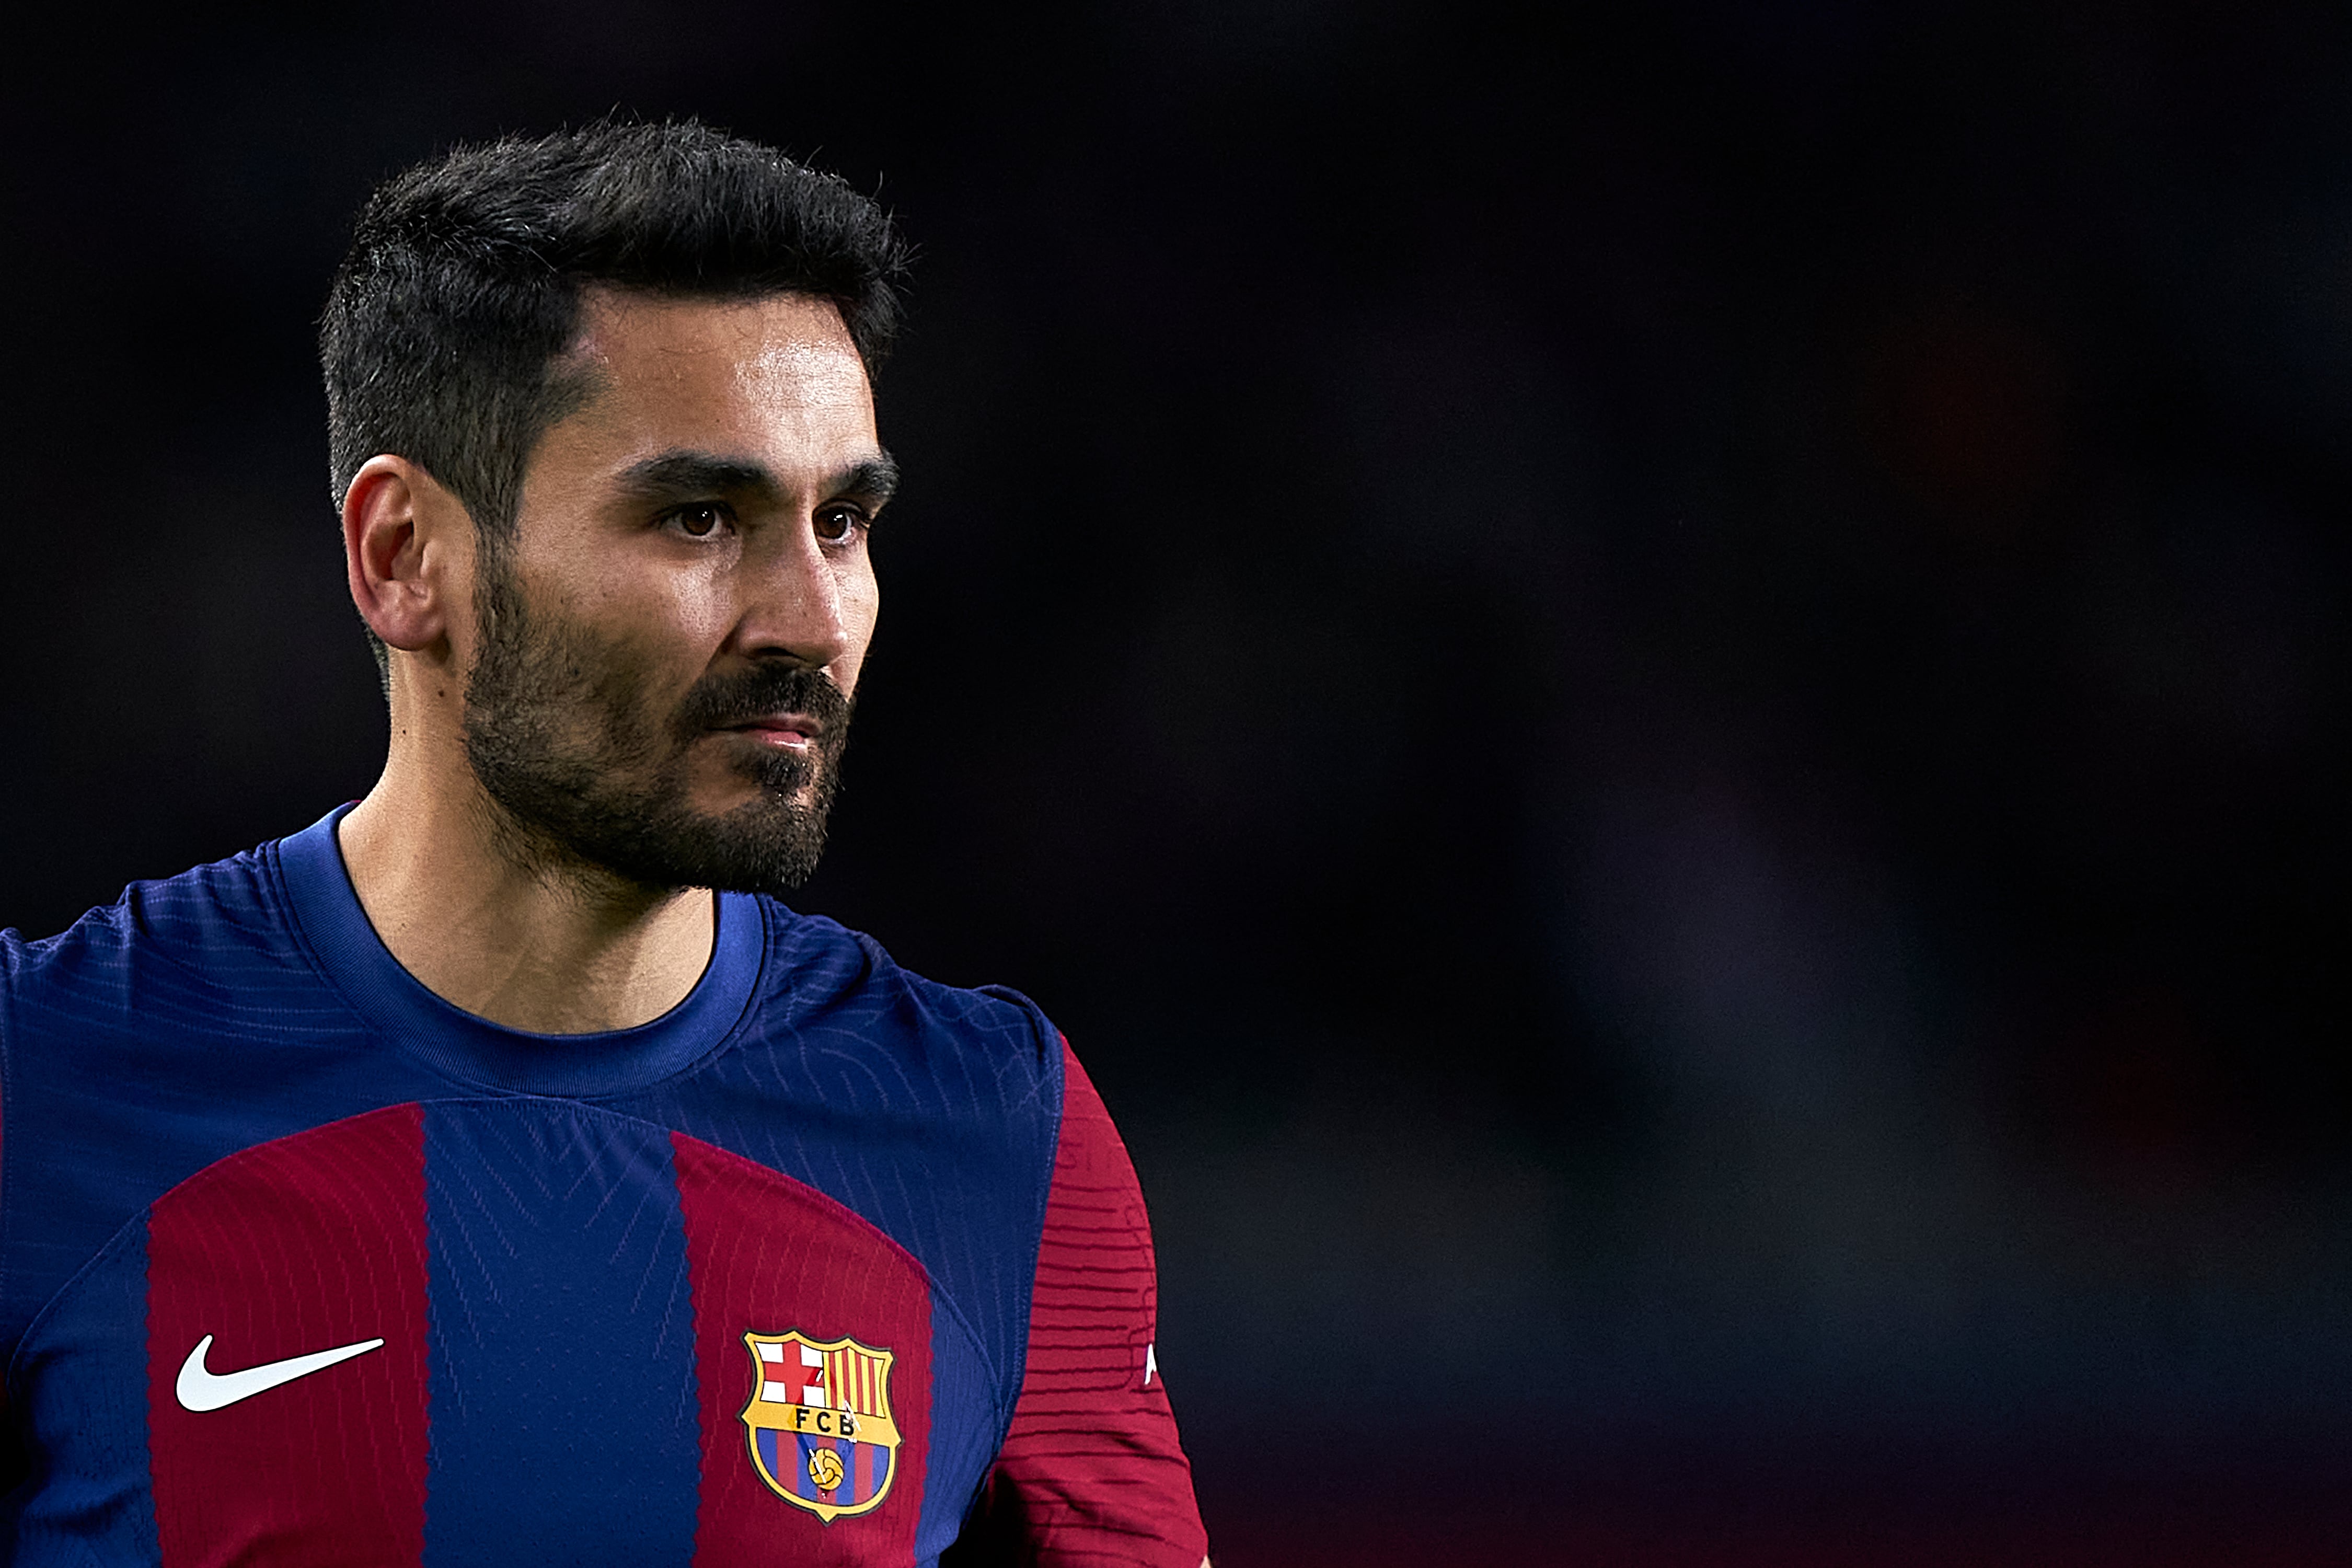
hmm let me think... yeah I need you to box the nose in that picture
[727,515,865,675]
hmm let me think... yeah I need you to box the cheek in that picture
[543,575,725,717]
[578,557,739,655]
[664,569,747,648]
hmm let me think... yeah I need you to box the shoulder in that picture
[747,898,1066,1098]
[0,835,350,1342]
[1,833,339,1162]
[3,839,305,1014]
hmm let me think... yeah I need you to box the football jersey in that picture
[0,808,1206,1567]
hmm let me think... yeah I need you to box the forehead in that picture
[556,288,875,458]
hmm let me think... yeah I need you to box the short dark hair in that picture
[320,117,909,553]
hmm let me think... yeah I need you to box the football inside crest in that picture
[739,1330,902,1523]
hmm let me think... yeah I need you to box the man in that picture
[0,121,1209,1567]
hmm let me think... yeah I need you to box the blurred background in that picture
[5,2,2349,1561]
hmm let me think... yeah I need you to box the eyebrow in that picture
[613,448,901,509]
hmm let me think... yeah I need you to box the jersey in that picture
[0,808,1207,1567]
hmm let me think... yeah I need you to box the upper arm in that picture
[945,1040,1209,1567]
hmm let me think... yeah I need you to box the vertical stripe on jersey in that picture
[6,1209,158,1562]
[420,1102,698,1568]
[145,1103,431,1568]
[671,1131,939,1567]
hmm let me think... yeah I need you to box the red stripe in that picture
[146,1104,430,1568]
[672,1132,931,1562]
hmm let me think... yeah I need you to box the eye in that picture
[813,504,871,545]
[665,502,732,538]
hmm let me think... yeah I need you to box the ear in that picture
[342,455,470,655]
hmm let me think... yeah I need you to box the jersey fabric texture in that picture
[0,808,1206,1567]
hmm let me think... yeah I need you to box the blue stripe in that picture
[3,1217,160,1563]
[421,1102,699,1567]
[757,1425,781,1489]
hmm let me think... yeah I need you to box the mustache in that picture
[671,662,854,740]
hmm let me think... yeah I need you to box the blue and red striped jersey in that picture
[0,809,1206,1566]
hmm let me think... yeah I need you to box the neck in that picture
[338,743,715,1034]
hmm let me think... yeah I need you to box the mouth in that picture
[720,713,822,751]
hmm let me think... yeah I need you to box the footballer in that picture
[0,120,1209,1567]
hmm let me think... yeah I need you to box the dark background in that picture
[5,2,2350,1561]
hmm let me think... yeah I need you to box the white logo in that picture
[175,1333,386,1413]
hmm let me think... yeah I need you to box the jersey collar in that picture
[272,804,766,1097]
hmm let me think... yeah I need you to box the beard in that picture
[460,557,853,896]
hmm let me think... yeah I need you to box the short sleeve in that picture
[943,1040,1209,1567]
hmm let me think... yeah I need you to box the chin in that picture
[695,782,821,822]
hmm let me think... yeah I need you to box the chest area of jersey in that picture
[16,1100,1003,1567]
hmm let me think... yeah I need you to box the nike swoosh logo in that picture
[175,1333,386,1412]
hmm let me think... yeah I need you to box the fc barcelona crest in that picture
[739,1331,902,1523]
